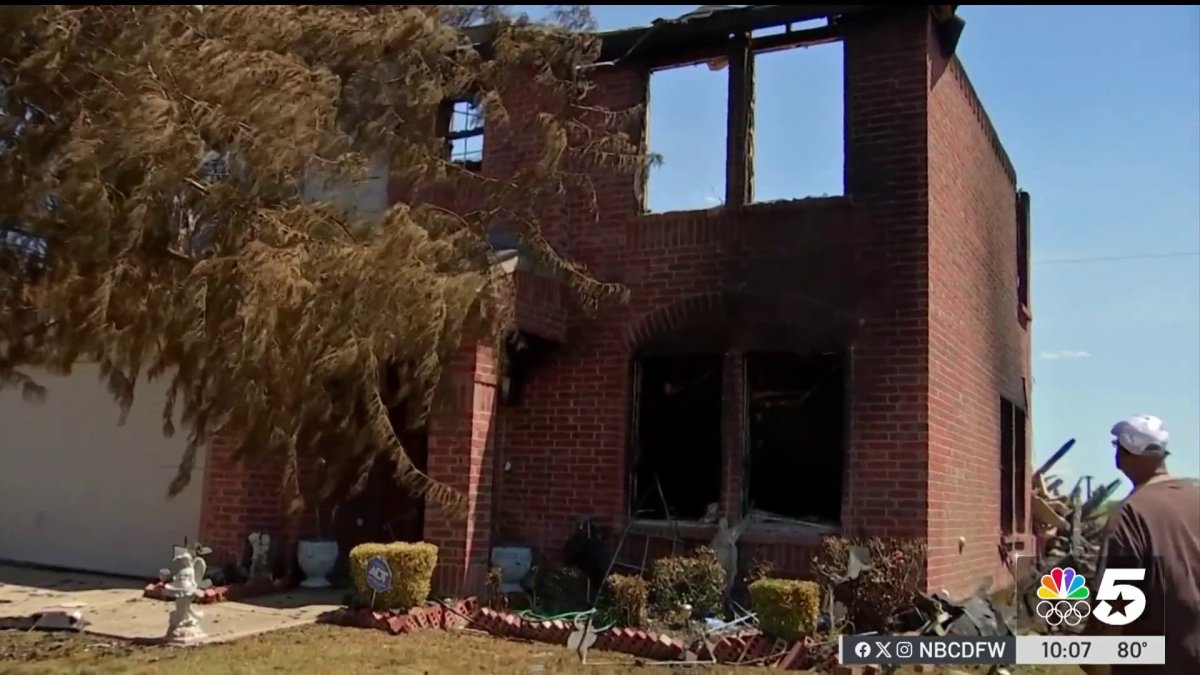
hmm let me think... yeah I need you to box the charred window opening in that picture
[745,352,845,525]
[751,41,844,202]
[640,19,845,214]
[444,99,484,172]
[1000,397,1028,535]
[644,63,728,213]
[1016,190,1031,314]
[630,354,723,520]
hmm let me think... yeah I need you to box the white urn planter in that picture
[297,538,338,588]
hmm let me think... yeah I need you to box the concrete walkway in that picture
[0,564,342,645]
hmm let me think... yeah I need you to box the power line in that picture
[1034,251,1200,265]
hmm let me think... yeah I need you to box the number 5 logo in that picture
[1093,568,1147,626]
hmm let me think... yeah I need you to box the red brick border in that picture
[322,598,478,635]
[142,577,293,605]
[325,597,841,670]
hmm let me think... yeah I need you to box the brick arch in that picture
[626,288,866,356]
[624,291,732,351]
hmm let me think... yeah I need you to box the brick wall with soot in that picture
[489,7,1029,595]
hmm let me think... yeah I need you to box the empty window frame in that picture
[641,26,846,212]
[0,226,48,268]
[1000,397,1028,535]
[628,353,724,520]
[751,41,845,202]
[744,351,846,525]
[643,63,729,213]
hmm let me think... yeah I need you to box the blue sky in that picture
[520,5,1200,492]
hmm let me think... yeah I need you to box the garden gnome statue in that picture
[248,532,271,581]
[164,549,211,644]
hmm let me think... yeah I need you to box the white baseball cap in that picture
[1111,414,1170,456]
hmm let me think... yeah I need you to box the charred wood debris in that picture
[1030,438,1121,574]
[824,437,1122,641]
[1020,438,1122,631]
[546,436,1123,669]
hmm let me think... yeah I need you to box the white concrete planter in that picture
[297,538,338,588]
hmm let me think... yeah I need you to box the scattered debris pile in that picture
[911,581,1014,639]
[1030,438,1123,579]
[812,537,927,635]
[0,611,88,633]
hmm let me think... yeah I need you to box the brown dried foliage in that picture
[743,556,776,586]
[648,546,726,621]
[0,5,643,517]
[600,573,648,627]
[811,536,927,633]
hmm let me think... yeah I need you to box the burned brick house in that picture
[0,5,1032,598]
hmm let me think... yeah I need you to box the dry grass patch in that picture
[0,624,768,674]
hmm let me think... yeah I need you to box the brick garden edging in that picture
[323,598,478,635]
[324,598,843,670]
[142,577,293,605]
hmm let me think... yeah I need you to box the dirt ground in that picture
[0,624,1085,674]
[0,624,759,674]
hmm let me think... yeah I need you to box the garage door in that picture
[0,365,205,578]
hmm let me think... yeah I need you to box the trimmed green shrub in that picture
[349,542,438,610]
[600,574,648,627]
[649,546,726,619]
[749,578,821,641]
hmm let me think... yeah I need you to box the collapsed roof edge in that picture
[463,5,962,64]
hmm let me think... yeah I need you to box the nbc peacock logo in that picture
[1039,567,1090,600]
[1034,567,1092,627]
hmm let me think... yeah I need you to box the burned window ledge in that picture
[629,519,717,540]
[629,518,839,547]
[638,195,852,223]
[742,521,839,546]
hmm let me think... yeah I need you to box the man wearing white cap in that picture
[1082,415,1200,675]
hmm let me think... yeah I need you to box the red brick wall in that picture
[198,435,294,571]
[424,343,499,596]
[839,8,933,543]
[926,26,1033,594]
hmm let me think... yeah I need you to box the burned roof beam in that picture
[751,24,841,56]
[649,23,840,71]
[725,32,754,209]
[596,5,885,64]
